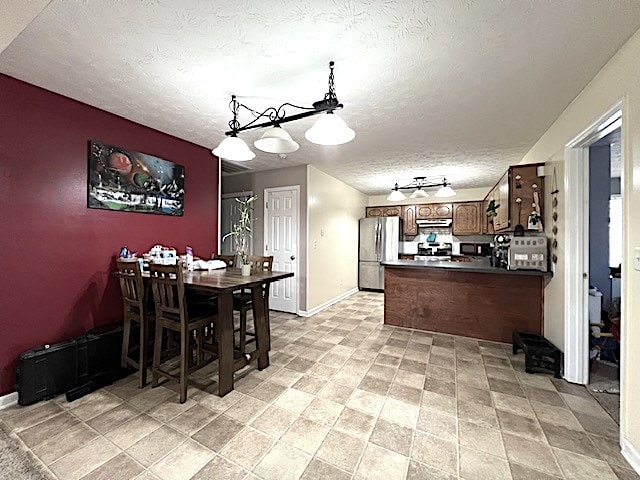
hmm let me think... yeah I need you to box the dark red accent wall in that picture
[0,75,219,395]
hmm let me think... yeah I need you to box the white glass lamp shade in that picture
[254,126,299,154]
[212,136,256,161]
[410,188,429,199]
[305,113,355,145]
[387,189,406,201]
[435,185,456,198]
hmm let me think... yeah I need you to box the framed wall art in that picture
[87,140,185,216]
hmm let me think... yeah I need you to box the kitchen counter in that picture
[382,258,552,277]
[382,259,548,343]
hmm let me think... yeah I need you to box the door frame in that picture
[564,100,623,385]
[263,185,300,314]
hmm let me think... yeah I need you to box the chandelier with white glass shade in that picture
[212,62,354,161]
[387,177,456,201]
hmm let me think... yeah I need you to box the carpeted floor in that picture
[0,421,54,480]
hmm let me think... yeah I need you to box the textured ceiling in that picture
[1,1,639,195]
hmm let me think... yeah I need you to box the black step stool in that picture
[512,332,563,379]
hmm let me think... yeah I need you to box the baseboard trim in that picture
[298,288,359,317]
[0,391,18,410]
[621,437,640,474]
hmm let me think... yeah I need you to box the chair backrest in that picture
[149,264,186,322]
[212,253,236,268]
[115,259,145,316]
[246,255,274,272]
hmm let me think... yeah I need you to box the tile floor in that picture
[1,292,637,480]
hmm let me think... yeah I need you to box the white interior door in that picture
[264,186,299,313]
[220,192,253,255]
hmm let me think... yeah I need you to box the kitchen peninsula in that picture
[382,259,551,343]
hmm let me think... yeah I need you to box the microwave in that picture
[460,242,491,256]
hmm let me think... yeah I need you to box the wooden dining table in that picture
[182,268,293,395]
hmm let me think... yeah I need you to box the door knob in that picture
[290,255,296,260]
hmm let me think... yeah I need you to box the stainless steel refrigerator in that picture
[359,216,402,290]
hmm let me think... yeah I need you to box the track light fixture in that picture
[212,61,355,161]
[387,177,456,201]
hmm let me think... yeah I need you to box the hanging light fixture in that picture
[212,61,354,160]
[387,177,456,201]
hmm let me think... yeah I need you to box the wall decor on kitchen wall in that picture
[88,140,185,216]
[550,167,559,264]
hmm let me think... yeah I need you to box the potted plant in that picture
[222,195,257,275]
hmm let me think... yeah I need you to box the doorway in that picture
[564,104,624,424]
[264,186,299,314]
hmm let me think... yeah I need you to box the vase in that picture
[241,264,251,276]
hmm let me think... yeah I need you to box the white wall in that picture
[519,27,640,458]
[307,166,368,311]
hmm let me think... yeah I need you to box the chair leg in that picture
[151,321,163,388]
[138,318,147,388]
[121,316,131,369]
[180,325,189,404]
[197,327,204,365]
[240,308,247,355]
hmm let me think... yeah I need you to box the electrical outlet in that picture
[635,247,640,271]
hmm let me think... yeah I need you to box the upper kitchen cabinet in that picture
[366,206,402,217]
[452,202,482,235]
[416,203,453,219]
[401,205,417,236]
[485,164,544,233]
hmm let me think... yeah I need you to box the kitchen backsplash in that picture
[401,228,493,254]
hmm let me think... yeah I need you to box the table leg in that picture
[252,284,270,370]
[217,291,234,396]
[263,284,271,351]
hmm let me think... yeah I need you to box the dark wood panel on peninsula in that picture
[384,265,544,343]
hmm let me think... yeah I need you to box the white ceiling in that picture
[2,1,639,195]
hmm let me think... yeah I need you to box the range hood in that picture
[416,218,452,228]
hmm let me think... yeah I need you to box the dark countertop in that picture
[382,258,552,277]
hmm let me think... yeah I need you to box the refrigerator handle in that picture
[375,221,381,261]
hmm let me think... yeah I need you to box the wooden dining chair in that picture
[116,259,152,388]
[149,264,219,403]
[212,253,236,267]
[233,255,273,355]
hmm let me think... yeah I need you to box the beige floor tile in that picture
[380,397,419,428]
[86,403,141,435]
[268,368,305,387]
[167,404,218,435]
[126,425,187,467]
[191,414,244,452]
[411,431,458,476]
[609,465,640,480]
[531,401,583,431]
[220,427,274,470]
[253,442,311,480]
[146,397,197,423]
[273,388,315,415]
[369,418,414,456]
[68,390,123,421]
[250,405,298,438]
[540,421,600,458]
[80,452,145,480]
[489,378,526,398]
[358,375,391,395]
[522,385,565,407]
[492,392,535,418]
[32,423,98,465]
[497,409,545,441]
[502,432,562,476]
[459,420,506,458]
[191,454,248,480]
[560,392,608,416]
[417,408,458,442]
[317,382,355,404]
[459,446,511,480]
[334,407,376,439]
[457,385,493,408]
[421,391,457,417]
[553,447,617,479]
[18,411,80,448]
[573,411,620,439]
[423,374,456,397]
[316,429,367,473]
[247,381,287,403]
[2,401,64,431]
[515,372,557,391]
[150,438,214,480]
[407,460,456,480]
[128,386,176,412]
[302,397,344,426]
[195,389,244,412]
[306,363,339,381]
[367,364,397,381]
[509,462,562,479]
[355,443,409,480]
[300,458,351,480]
[589,433,629,467]
[281,417,330,454]
[50,436,121,480]
[346,389,385,417]
[102,411,161,449]
[394,370,426,390]
[223,395,270,424]
[293,375,327,395]
[387,383,422,406]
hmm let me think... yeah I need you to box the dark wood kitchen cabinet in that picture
[452,202,482,235]
[416,203,453,220]
[401,205,417,236]
[366,206,402,218]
